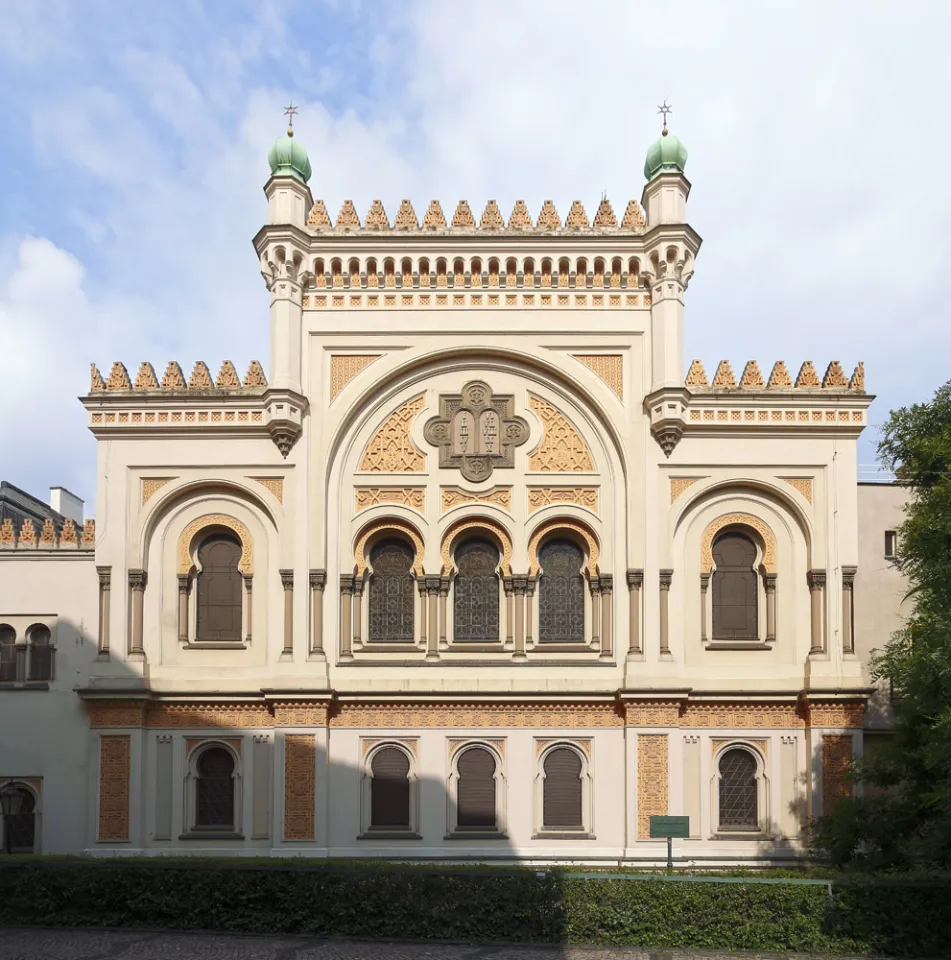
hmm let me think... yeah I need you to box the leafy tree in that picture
[813,380,951,869]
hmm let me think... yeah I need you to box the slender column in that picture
[339,577,354,660]
[309,570,326,656]
[699,572,710,643]
[590,576,601,647]
[841,566,856,654]
[503,577,514,645]
[177,574,190,644]
[128,569,147,656]
[243,575,253,644]
[426,576,441,660]
[279,570,294,657]
[765,573,777,643]
[525,577,536,646]
[352,578,364,647]
[599,574,613,659]
[97,565,111,656]
[659,569,673,655]
[418,579,428,650]
[626,569,643,656]
[512,577,527,660]
[808,570,826,654]
[438,578,449,645]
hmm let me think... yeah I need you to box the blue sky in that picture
[2,0,950,510]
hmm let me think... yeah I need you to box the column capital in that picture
[97,565,112,587]
[599,573,613,593]
[309,569,327,590]
[659,569,673,591]
[128,568,147,590]
[841,566,857,587]
[626,568,644,589]
[424,574,443,593]
[764,572,778,592]
[807,569,827,591]
[339,575,355,596]
[511,576,529,596]
[279,569,294,590]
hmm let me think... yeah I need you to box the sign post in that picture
[648,815,689,871]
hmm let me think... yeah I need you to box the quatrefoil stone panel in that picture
[423,380,530,483]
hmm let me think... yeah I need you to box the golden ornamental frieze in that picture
[527,395,594,472]
[688,407,865,426]
[527,487,599,514]
[358,394,427,473]
[441,486,512,513]
[355,487,426,513]
[528,517,600,576]
[637,734,668,839]
[441,517,514,575]
[572,355,623,400]
[330,702,624,729]
[330,354,382,401]
[354,518,426,576]
[307,292,643,310]
[700,513,776,575]
[178,515,253,575]
[284,735,317,841]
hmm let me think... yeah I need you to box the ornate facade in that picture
[0,121,898,864]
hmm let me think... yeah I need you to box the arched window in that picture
[453,539,500,642]
[542,747,583,830]
[195,534,243,642]
[0,625,16,683]
[711,532,758,640]
[366,257,378,287]
[370,747,411,830]
[27,624,52,682]
[538,539,585,643]
[718,748,758,830]
[367,539,416,643]
[0,784,36,853]
[195,747,235,829]
[456,747,497,829]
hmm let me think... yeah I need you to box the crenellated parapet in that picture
[0,517,95,552]
[685,360,866,393]
[305,197,646,234]
[88,361,267,395]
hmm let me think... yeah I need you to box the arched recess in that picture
[700,513,776,575]
[710,741,769,836]
[178,515,254,576]
[528,516,600,577]
[354,517,425,577]
[440,516,513,575]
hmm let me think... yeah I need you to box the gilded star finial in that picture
[657,100,672,136]
[284,102,298,137]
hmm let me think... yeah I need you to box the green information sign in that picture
[649,815,690,838]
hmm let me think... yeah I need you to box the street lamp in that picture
[0,786,24,854]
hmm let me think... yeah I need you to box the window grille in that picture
[538,539,585,643]
[195,535,243,641]
[453,539,500,642]
[718,748,758,829]
[195,747,235,828]
[367,539,415,643]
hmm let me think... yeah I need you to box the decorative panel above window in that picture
[453,539,501,642]
[368,539,416,643]
[538,539,585,643]
[195,534,243,642]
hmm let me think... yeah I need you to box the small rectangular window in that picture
[884,530,897,559]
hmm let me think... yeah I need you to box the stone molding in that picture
[527,487,598,514]
[355,487,425,513]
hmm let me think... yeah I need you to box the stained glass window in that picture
[196,534,243,642]
[195,747,235,829]
[453,539,500,642]
[538,539,585,643]
[718,748,758,829]
[712,533,758,640]
[368,540,415,643]
[370,747,411,829]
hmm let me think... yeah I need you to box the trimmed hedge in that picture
[0,862,948,956]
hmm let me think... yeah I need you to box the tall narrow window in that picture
[538,539,585,643]
[0,785,35,853]
[195,747,235,829]
[367,539,416,643]
[0,625,16,683]
[884,530,897,559]
[27,625,52,682]
[456,747,497,829]
[711,532,758,640]
[542,747,583,830]
[453,539,500,642]
[370,747,411,830]
[195,534,242,642]
[718,748,758,830]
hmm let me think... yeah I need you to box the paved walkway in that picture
[0,928,883,960]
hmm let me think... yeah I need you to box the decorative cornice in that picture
[88,360,268,396]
